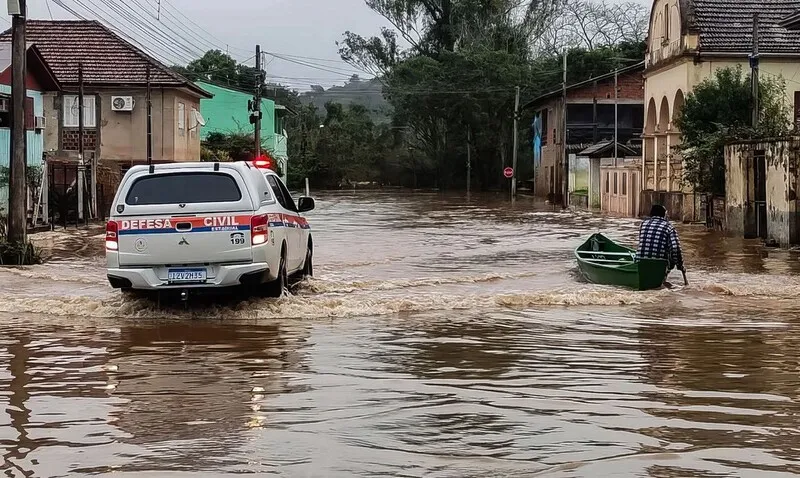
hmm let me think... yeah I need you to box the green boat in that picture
[575,233,669,291]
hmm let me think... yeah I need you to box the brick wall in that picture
[568,71,643,101]
[62,128,98,151]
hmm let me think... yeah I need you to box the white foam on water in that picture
[298,271,539,294]
[0,286,666,320]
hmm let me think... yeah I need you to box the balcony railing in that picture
[646,38,685,68]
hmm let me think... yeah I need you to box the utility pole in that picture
[750,13,760,129]
[592,79,598,144]
[254,45,262,157]
[146,65,152,165]
[7,0,27,244]
[466,126,472,195]
[77,62,85,221]
[89,71,97,217]
[562,50,569,209]
[511,85,520,200]
[614,68,619,161]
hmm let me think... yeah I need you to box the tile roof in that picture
[690,0,800,54]
[579,140,638,157]
[0,20,210,97]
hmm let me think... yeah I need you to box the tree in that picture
[172,50,261,91]
[674,66,791,195]
[536,0,649,55]
[285,102,404,189]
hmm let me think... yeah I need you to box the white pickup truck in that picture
[105,161,314,297]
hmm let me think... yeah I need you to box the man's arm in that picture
[669,226,684,271]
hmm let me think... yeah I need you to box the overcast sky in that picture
[16,0,395,90]
[13,0,648,91]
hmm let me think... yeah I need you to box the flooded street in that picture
[3,191,800,476]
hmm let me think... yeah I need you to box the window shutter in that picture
[85,96,96,128]
[25,97,33,129]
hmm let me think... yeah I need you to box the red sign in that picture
[503,167,514,179]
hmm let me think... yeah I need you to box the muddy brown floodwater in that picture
[2,191,800,477]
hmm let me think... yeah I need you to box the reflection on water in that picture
[1,192,800,476]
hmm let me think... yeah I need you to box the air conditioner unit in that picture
[111,96,134,112]
[34,116,46,130]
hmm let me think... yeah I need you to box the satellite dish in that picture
[194,109,206,127]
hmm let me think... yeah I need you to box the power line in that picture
[265,52,363,78]
[53,0,197,65]
[137,0,252,62]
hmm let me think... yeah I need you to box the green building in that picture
[196,81,289,181]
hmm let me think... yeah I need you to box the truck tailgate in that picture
[116,213,253,266]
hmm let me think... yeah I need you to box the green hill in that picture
[299,76,390,123]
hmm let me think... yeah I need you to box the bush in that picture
[0,240,42,265]
[675,66,791,195]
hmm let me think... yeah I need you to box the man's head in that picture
[650,204,667,218]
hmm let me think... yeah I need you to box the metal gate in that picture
[47,162,106,227]
[754,150,767,240]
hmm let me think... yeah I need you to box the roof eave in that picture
[779,11,800,30]
[28,44,62,91]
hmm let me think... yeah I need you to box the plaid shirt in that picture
[636,216,684,269]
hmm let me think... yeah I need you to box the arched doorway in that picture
[658,96,671,190]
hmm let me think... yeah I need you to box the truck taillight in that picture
[251,214,269,245]
[106,221,119,251]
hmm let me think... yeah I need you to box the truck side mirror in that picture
[298,197,315,213]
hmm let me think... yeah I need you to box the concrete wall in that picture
[589,157,601,208]
[725,138,800,246]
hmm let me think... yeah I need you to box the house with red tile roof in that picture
[0,20,212,174]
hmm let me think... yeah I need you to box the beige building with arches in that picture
[642,0,800,221]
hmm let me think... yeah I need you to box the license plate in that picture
[168,268,207,283]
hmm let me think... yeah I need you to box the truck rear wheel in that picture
[264,250,287,298]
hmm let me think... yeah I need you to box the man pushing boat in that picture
[636,205,686,278]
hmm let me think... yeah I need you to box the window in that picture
[177,102,186,136]
[266,174,297,212]
[613,172,618,194]
[190,106,198,137]
[125,172,242,205]
[274,113,284,135]
[605,172,609,193]
[664,4,670,41]
[622,172,627,195]
[275,175,297,212]
[63,95,96,128]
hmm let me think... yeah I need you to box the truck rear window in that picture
[125,172,242,205]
